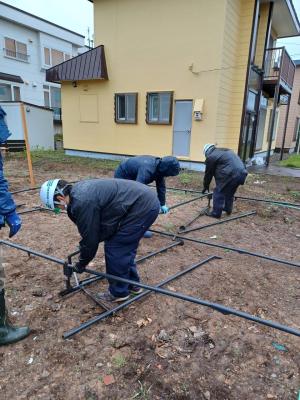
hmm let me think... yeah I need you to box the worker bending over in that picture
[40,178,160,303]
[114,155,180,214]
[0,106,30,345]
[202,144,248,219]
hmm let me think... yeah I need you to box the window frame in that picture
[43,47,72,67]
[0,82,21,101]
[4,37,28,62]
[146,91,173,125]
[114,92,138,124]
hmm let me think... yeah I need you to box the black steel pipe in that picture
[178,206,210,232]
[136,240,183,263]
[0,240,69,267]
[181,211,256,234]
[18,207,43,215]
[77,268,300,338]
[149,229,300,268]
[169,193,211,210]
[235,195,300,208]
[63,255,220,338]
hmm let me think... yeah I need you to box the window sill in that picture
[146,120,172,125]
[115,120,137,124]
[4,54,29,63]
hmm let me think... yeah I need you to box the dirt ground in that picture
[0,155,299,400]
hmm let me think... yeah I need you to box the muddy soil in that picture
[0,156,299,400]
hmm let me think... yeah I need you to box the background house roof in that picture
[46,45,108,83]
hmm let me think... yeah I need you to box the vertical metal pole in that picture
[280,94,291,160]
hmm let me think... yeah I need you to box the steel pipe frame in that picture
[235,195,300,209]
[149,229,300,269]
[169,193,211,210]
[62,241,184,297]
[75,268,300,338]
[180,211,257,234]
[63,255,220,338]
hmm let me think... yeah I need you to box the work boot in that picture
[0,289,30,345]
[205,210,221,219]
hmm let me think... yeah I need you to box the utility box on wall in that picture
[0,102,55,150]
[193,98,204,121]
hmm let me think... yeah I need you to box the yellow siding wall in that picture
[62,0,256,162]
[215,0,254,152]
[255,3,269,68]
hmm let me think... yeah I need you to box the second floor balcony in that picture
[263,47,295,96]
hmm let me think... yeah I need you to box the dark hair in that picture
[54,180,72,203]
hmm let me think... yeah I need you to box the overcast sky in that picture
[2,0,94,44]
[2,0,300,57]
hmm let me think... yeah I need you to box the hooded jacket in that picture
[115,155,180,205]
[0,107,16,221]
[67,179,159,266]
[203,147,248,191]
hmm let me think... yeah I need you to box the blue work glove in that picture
[160,205,169,214]
[5,211,22,238]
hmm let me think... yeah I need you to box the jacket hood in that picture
[158,156,180,176]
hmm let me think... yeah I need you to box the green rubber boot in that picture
[0,289,30,345]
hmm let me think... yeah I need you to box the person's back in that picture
[207,148,247,188]
[68,178,159,243]
[116,155,159,183]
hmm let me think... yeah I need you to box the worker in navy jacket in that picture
[0,106,29,345]
[40,178,160,303]
[202,144,248,218]
[114,155,180,213]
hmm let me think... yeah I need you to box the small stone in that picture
[267,395,276,399]
[103,375,115,386]
[25,304,34,311]
[32,288,44,297]
[271,373,277,378]
[41,370,50,378]
[96,363,104,368]
[157,329,170,342]
[204,390,211,400]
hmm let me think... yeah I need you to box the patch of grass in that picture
[286,189,300,200]
[112,354,126,369]
[131,381,153,400]
[280,154,300,169]
[10,149,120,171]
[178,171,199,186]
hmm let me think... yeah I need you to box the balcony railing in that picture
[3,48,29,62]
[264,47,295,92]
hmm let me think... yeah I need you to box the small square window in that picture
[115,93,137,124]
[146,91,173,124]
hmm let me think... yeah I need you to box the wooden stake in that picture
[20,103,35,187]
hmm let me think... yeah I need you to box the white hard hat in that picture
[40,179,60,209]
[203,143,215,156]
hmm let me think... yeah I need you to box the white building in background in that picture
[0,1,85,132]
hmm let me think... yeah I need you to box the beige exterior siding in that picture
[276,66,300,150]
[215,0,254,151]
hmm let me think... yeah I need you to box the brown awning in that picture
[0,72,24,83]
[46,45,108,83]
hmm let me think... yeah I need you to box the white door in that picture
[172,100,193,157]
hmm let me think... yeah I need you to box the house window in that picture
[269,109,279,140]
[44,48,51,66]
[43,85,61,114]
[146,92,173,124]
[0,83,21,101]
[0,84,12,101]
[13,86,21,101]
[51,49,64,66]
[293,117,300,142]
[43,85,50,108]
[4,37,28,62]
[115,93,137,123]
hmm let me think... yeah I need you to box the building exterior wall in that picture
[63,0,258,162]
[215,0,254,152]
[276,66,300,150]
[0,2,84,108]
